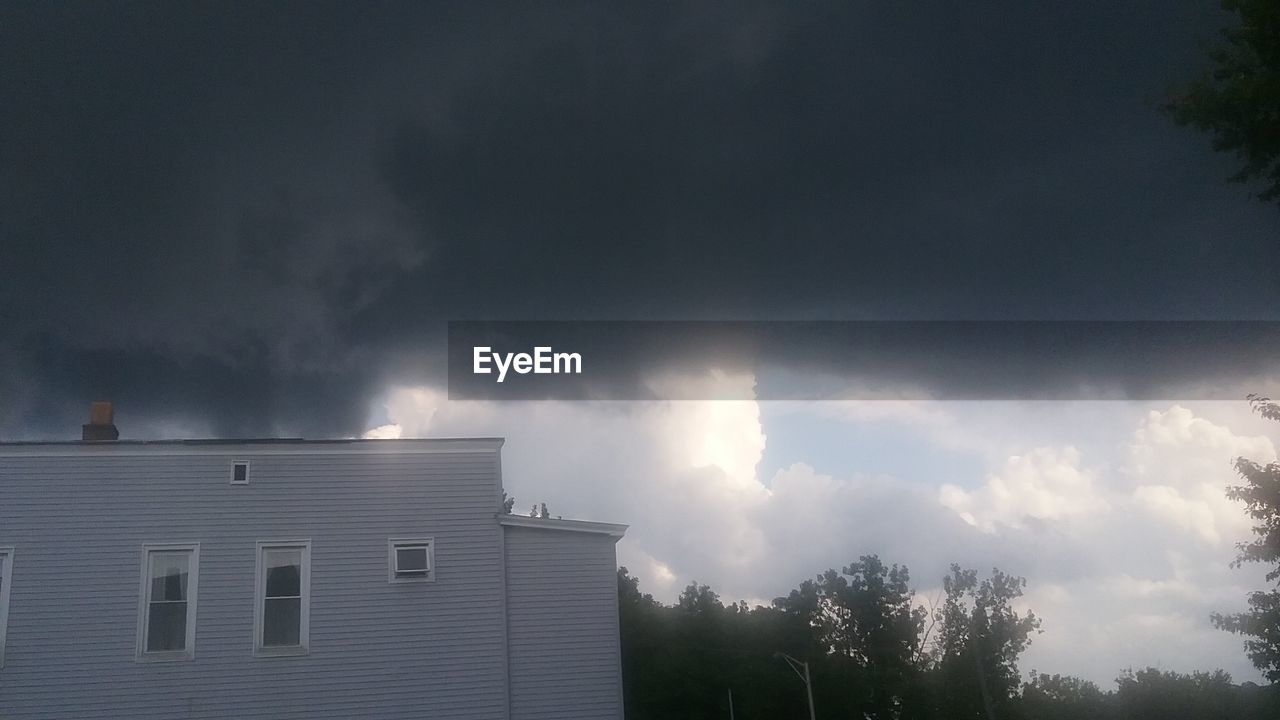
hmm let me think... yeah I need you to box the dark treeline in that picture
[617,558,1280,720]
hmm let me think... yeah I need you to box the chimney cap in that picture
[89,401,114,425]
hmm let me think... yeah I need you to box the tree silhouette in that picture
[1022,672,1114,720]
[1213,394,1280,680]
[776,556,924,718]
[1164,1,1280,204]
[615,556,1279,719]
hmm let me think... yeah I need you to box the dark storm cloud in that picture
[2,2,1277,437]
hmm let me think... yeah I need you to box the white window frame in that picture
[388,538,435,583]
[0,547,13,669]
[253,539,310,657]
[230,460,250,485]
[135,542,200,662]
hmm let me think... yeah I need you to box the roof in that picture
[498,514,628,538]
[0,437,505,456]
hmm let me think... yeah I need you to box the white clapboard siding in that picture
[0,441,509,719]
[504,524,624,720]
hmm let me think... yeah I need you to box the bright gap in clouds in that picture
[364,380,1278,685]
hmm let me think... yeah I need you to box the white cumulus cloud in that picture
[364,391,1278,684]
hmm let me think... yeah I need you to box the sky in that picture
[3,0,1280,686]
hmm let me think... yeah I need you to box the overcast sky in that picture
[4,1,1280,685]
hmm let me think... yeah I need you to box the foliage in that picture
[617,555,1280,719]
[1021,672,1113,720]
[1164,1,1280,203]
[776,556,926,718]
[620,557,1042,720]
[619,568,807,719]
[930,564,1041,719]
[1213,394,1280,681]
[1114,668,1240,720]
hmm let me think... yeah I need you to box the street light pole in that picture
[802,659,816,720]
[775,652,817,720]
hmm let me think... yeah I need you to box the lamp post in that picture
[774,652,816,720]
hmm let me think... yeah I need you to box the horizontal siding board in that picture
[504,526,623,720]
[0,448,509,720]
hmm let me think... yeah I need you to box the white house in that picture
[0,404,626,719]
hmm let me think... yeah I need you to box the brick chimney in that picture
[82,401,119,441]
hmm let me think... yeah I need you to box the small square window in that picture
[231,461,250,485]
[388,538,434,582]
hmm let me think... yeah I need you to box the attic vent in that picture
[230,461,250,485]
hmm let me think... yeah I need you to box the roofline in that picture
[498,514,628,538]
[0,437,505,457]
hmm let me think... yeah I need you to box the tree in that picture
[1020,672,1114,720]
[773,556,925,718]
[613,561,1280,720]
[1164,1,1280,204]
[1115,668,1239,720]
[618,566,658,611]
[617,567,679,720]
[832,557,926,718]
[1213,394,1280,680]
[933,565,1042,719]
[677,581,723,615]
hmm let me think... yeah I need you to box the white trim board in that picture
[0,546,13,669]
[498,515,628,538]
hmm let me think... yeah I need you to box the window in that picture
[254,540,310,656]
[388,538,434,583]
[136,543,199,662]
[230,460,250,485]
[0,547,12,669]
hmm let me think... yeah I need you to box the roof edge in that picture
[498,514,628,538]
[0,437,505,456]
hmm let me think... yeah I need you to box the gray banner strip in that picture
[447,321,1280,400]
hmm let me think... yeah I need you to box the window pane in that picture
[263,597,301,646]
[264,549,301,597]
[149,552,189,601]
[146,601,187,651]
[396,547,428,572]
[233,463,248,483]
